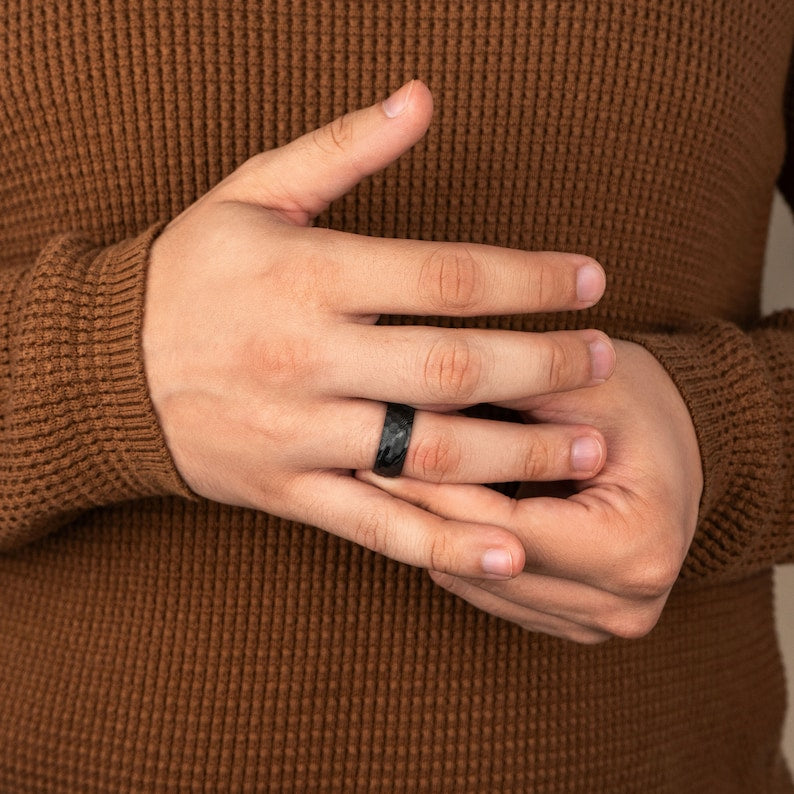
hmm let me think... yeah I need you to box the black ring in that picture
[373,403,415,477]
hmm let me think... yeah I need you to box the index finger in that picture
[322,233,606,317]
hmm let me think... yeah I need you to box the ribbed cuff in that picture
[82,222,194,501]
[627,321,783,579]
[749,311,794,566]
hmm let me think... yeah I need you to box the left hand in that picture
[358,341,703,643]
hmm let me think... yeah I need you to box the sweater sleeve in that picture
[626,59,794,582]
[0,222,193,552]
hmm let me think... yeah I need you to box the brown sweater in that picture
[1,1,793,791]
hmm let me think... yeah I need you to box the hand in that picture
[142,80,616,580]
[359,341,703,642]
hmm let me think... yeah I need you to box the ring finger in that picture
[289,400,605,483]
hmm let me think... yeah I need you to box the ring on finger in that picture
[373,403,415,477]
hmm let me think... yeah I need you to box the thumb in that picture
[223,80,433,223]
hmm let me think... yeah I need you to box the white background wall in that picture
[765,191,794,767]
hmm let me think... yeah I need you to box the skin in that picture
[142,79,615,581]
[360,340,704,643]
[143,80,702,640]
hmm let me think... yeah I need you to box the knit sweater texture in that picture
[1,1,794,791]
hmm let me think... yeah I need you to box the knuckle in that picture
[420,246,483,311]
[428,530,457,575]
[613,532,681,599]
[243,336,312,385]
[519,440,551,481]
[231,150,272,182]
[245,150,275,173]
[352,510,386,554]
[224,151,280,201]
[527,260,562,310]
[280,235,341,307]
[540,337,576,393]
[625,555,680,599]
[595,510,681,600]
[408,431,462,481]
[312,114,355,155]
[422,335,483,403]
[603,605,663,640]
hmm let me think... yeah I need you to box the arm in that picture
[1,81,614,571]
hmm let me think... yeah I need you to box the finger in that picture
[304,400,606,482]
[356,472,515,517]
[323,234,606,315]
[443,571,665,640]
[427,571,611,644]
[327,326,615,405]
[360,474,677,600]
[292,470,527,579]
[221,80,434,220]
[397,412,606,482]
[354,473,623,591]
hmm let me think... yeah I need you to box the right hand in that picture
[142,80,615,580]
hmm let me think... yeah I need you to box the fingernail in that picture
[481,549,513,578]
[382,80,415,118]
[571,436,602,472]
[576,262,605,304]
[589,338,615,382]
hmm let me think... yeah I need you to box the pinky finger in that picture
[428,571,611,644]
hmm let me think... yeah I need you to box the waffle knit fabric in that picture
[1,1,794,791]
